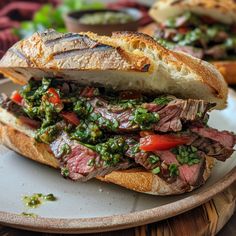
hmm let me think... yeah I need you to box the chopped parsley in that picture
[71,121,103,144]
[129,143,140,155]
[73,99,93,118]
[61,167,70,177]
[169,164,179,177]
[59,143,71,157]
[153,96,172,105]
[35,124,60,144]
[173,145,201,166]
[132,107,159,130]
[96,137,129,166]
[152,166,160,174]
[22,193,57,208]
[148,155,160,164]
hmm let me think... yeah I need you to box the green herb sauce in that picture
[153,96,173,105]
[61,167,70,177]
[96,136,129,166]
[169,164,179,177]
[22,193,57,208]
[152,166,160,174]
[148,155,160,164]
[173,145,200,166]
[132,107,159,130]
[21,212,38,217]
[71,121,103,144]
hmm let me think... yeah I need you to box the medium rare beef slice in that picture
[87,97,214,133]
[190,126,236,161]
[50,132,133,181]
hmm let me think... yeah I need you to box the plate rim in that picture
[0,80,235,233]
[0,167,235,234]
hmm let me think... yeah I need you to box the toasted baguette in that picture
[0,109,214,195]
[0,30,227,109]
[149,0,236,25]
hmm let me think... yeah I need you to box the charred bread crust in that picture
[0,121,214,195]
[149,0,236,25]
[82,31,228,106]
[0,30,227,109]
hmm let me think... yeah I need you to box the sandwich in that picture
[0,29,235,195]
[147,0,236,84]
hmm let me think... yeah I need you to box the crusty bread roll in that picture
[0,30,228,109]
[149,0,236,25]
[0,109,214,195]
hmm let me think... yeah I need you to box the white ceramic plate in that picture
[0,79,235,233]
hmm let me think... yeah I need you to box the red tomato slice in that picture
[61,111,80,126]
[46,88,61,104]
[11,91,23,105]
[140,134,190,151]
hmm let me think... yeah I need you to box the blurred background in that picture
[0,0,154,59]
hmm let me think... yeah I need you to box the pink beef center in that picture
[67,146,99,174]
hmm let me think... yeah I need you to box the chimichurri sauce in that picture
[19,78,169,149]
[21,212,38,217]
[22,193,57,208]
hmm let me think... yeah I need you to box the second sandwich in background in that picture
[146,0,236,84]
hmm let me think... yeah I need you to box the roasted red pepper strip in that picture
[61,111,80,126]
[140,134,190,151]
[11,91,23,105]
[46,88,61,104]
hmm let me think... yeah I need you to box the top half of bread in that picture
[0,29,227,109]
[149,0,236,25]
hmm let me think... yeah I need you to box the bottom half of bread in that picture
[0,121,214,195]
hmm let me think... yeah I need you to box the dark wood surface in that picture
[218,211,236,236]
[0,210,235,235]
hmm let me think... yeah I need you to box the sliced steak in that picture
[154,99,214,132]
[155,150,205,187]
[0,93,25,116]
[189,127,236,161]
[178,153,206,187]
[88,97,214,133]
[191,127,236,148]
[50,132,133,181]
